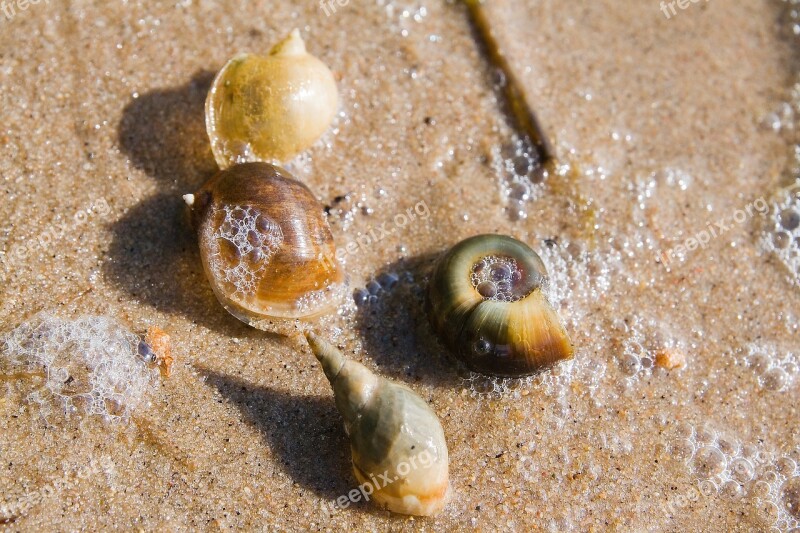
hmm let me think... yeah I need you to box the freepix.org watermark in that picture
[0,197,112,278]
[656,197,768,269]
[1,0,49,23]
[0,456,114,524]
[328,449,434,511]
[319,0,349,17]
[335,200,430,261]
[660,0,710,20]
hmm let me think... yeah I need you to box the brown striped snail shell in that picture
[427,234,573,377]
[185,162,344,325]
[306,332,451,516]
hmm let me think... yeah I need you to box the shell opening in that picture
[470,255,542,302]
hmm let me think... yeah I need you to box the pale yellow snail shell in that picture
[206,29,339,167]
[306,333,451,516]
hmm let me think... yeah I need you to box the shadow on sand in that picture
[106,71,251,335]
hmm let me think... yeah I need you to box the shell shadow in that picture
[197,367,354,502]
[353,253,467,389]
[102,192,254,336]
[117,70,219,191]
[107,71,251,335]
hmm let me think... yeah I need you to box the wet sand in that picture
[1,1,799,531]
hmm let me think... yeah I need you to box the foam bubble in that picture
[206,204,283,299]
[742,343,798,392]
[1,313,159,423]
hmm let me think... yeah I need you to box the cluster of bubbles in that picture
[760,1,800,285]
[463,357,575,400]
[743,343,798,393]
[668,423,800,530]
[0,313,158,423]
[209,204,283,299]
[352,271,406,306]
[760,185,800,285]
[612,315,685,379]
[537,238,619,333]
[493,137,548,221]
[469,255,527,302]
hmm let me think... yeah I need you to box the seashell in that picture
[205,29,339,168]
[305,332,450,516]
[185,162,344,325]
[427,234,573,377]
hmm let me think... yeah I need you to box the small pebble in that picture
[655,348,686,370]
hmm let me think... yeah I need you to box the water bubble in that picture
[366,280,382,295]
[743,444,760,460]
[507,199,528,221]
[749,353,771,374]
[353,288,369,306]
[762,367,789,391]
[490,263,513,281]
[699,479,719,498]
[476,281,498,298]
[471,257,524,301]
[376,271,400,290]
[761,470,780,485]
[750,480,773,499]
[693,446,727,478]
[530,166,549,184]
[717,434,739,456]
[473,338,492,356]
[775,231,793,249]
[695,425,717,446]
[721,480,744,500]
[675,422,695,440]
[780,208,800,231]
[672,439,696,462]
[756,501,781,524]
[731,458,756,483]
[777,458,798,476]
[619,353,641,376]
[508,181,530,201]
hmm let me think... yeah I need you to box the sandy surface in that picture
[1,0,799,531]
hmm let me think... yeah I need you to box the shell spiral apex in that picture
[305,332,451,517]
[427,233,574,377]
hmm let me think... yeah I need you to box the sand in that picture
[1,0,799,531]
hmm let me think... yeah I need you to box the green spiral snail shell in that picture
[427,234,573,377]
[306,332,450,516]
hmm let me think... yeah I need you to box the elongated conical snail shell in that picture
[306,332,450,517]
[206,29,339,167]
[428,234,573,377]
[186,162,344,324]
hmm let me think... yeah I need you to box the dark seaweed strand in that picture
[463,0,555,167]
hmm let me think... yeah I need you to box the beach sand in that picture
[1,0,799,531]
